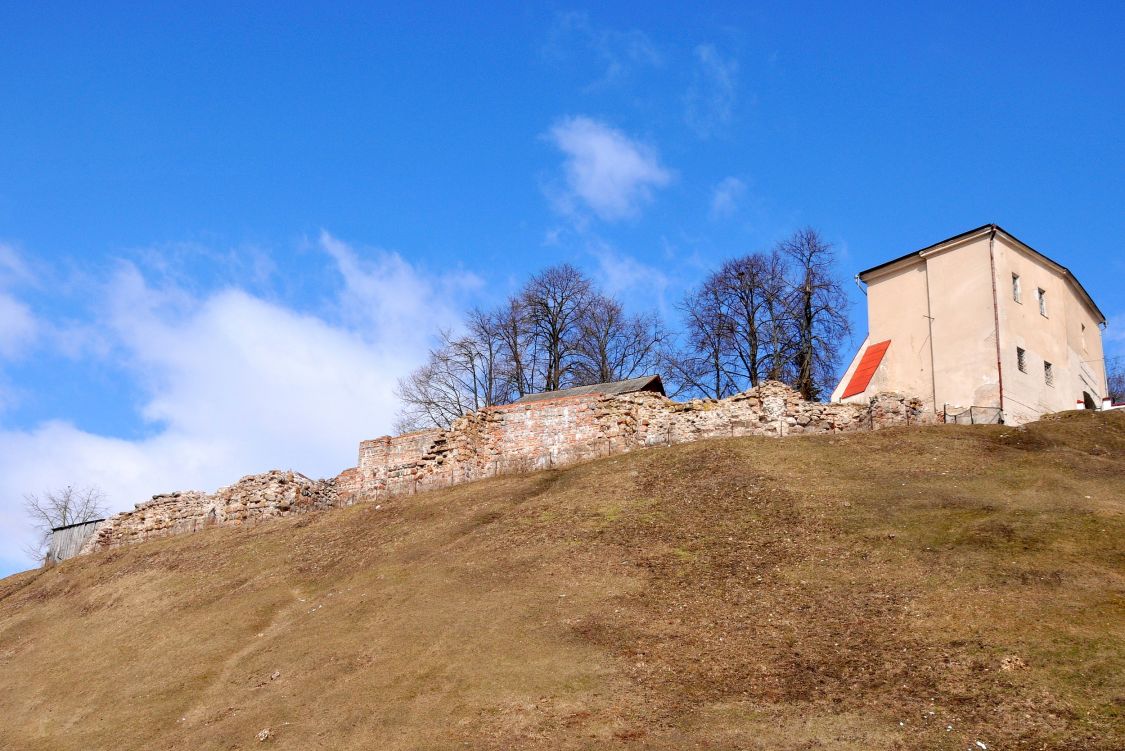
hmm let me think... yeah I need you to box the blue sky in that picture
[2,2,1123,575]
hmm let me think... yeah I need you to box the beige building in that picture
[832,224,1108,425]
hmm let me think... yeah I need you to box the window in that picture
[1012,273,1021,303]
[1017,347,1027,373]
[1081,323,1087,351]
[1038,288,1048,317]
[1044,361,1054,386]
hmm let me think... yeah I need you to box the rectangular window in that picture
[1017,347,1027,373]
[1012,273,1021,303]
[1081,323,1086,351]
[1044,361,1054,386]
[1038,288,1048,317]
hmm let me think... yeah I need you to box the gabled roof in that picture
[840,340,890,399]
[513,375,665,404]
[858,224,1105,324]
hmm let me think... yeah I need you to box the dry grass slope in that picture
[1,410,1122,750]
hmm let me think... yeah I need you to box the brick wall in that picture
[344,381,930,500]
[81,382,930,555]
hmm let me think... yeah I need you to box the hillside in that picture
[1,411,1122,750]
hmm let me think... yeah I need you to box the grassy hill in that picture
[1,410,1123,750]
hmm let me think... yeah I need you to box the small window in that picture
[1011,273,1021,303]
[1038,288,1048,317]
[1081,323,1086,351]
[1044,361,1054,386]
[1017,347,1027,373]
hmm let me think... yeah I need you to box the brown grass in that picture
[1,410,1122,750]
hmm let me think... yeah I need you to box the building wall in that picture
[925,235,1002,413]
[841,229,1107,425]
[994,234,1108,423]
[846,233,998,414]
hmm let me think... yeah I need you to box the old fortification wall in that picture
[80,470,340,554]
[341,381,930,501]
[82,382,930,554]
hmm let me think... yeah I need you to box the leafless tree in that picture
[572,295,667,385]
[394,310,508,432]
[520,263,595,391]
[23,485,108,561]
[778,228,851,400]
[716,251,793,388]
[669,228,850,401]
[493,296,538,399]
[396,263,672,429]
[1107,356,1124,405]
[666,283,738,399]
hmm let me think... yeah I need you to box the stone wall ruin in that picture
[81,381,930,554]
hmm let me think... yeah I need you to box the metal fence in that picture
[943,405,1003,425]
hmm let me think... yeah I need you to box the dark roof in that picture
[51,518,105,533]
[857,224,1105,324]
[513,375,665,404]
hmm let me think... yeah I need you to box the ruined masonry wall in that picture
[343,381,930,501]
[83,382,930,554]
[79,470,340,554]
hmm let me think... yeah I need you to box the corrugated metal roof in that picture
[513,375,665,404]
[841,340,890,398]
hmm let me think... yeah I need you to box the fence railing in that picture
[943,404,1003,425]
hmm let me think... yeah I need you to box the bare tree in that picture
[493,296,538,399]
[394,310,508,432]
[669,229,850,401]
[715,251,793,389]
[23,485,108,561]
[1107,356,1124,405]
[778,228,851,400]
[572,295,667,385]
[521,264,595,391]
[667,283,738,399]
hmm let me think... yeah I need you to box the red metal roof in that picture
[841,340,891,398]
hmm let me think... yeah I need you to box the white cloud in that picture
[0,244,39,359]
[685,44,739,138]
[0,234,476,572]
[543,12,661,90]
[0,292,37,358]
[546,116,673,222]
[709,176,747,219]
[0,243,34,285]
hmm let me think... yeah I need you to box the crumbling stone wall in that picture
[81,470,340,553]
[344,381,930,501]
[80,382,929,555]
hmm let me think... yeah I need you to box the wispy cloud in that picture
[685,44,739,138]
[545,116,673,222]
[589,239,670,302]
[543,12,662,90]
[0,293,37,359]
[0,234,479,571]
[0,245,40,415]
[709,176,747,219]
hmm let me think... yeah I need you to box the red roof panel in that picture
[840,340,891,398]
